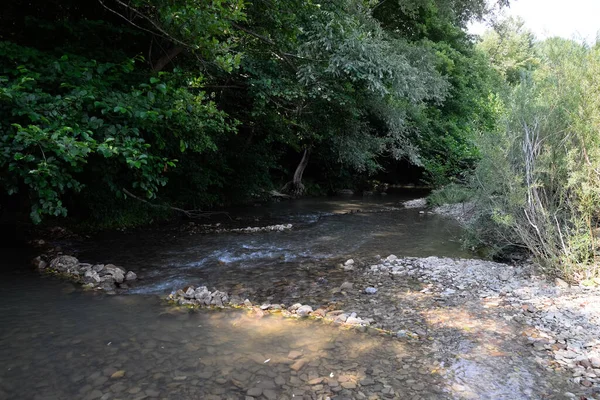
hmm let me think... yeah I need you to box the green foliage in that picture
[0,0,507,225]
[0,41,235,223]
[471,36,600,281]
[427,183,473,207]
[478,17,539,85]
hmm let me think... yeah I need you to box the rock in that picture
[31,256,47,270]
[288,350,303,360]
[125,271,137,281]
[341,382,356,389]
[289,303,302,311]
[84,270,102,284]
[246,388,262,397]
[334,314,348,324]
[210,290,228,307]
[590,356,600,368]
[296,305,313,317]
[345,316,362,325]
[344,259,355,266]
[244,299,253,307]
[110,370,125,379]
[340,282,354,291]
[555,278,569,288]
[49,255,79,273]
[498,270,511,281]
[290,359,306,371]
[194,287,211,304]
[386,255,398,262]
[402,198,427,208]
[104,265,125,283]
[92,264,105,273]
[365,287,378,294]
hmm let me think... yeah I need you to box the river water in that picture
[0,193,579,399]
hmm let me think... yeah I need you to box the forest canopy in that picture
[0,0,506,225]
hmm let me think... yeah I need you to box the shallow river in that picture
[0,193,578,399]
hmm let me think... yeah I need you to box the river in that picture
[0,193,579,399]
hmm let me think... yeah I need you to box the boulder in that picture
[83,270,102,284]
[49,255,79,273]
[125,271,137,281]
[104,265,125,283]
[194,286,211,304]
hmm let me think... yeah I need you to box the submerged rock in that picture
[365,287,378,294]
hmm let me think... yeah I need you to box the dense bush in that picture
[470,36,600,282]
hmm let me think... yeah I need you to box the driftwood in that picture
[122,188,230,219]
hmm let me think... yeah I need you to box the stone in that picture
[290,359,306,371]
[263,389,277,400]
[365,287,378,294]
[498,270,511,281]
[296,305,313,317]
[244,299,253,307]
[31,256,47,270]
[340,282,354,290]
[344,259,355,266]
[246,388,262,397]
[288,350,303,360]
[111,370,125,379]
[125,271,137,281]
[341,382,356,389]
[84,270,102,284]
[49,255,79,273]
[555,278,569,288]
[104,265,126,283]
[86,389,103,400]
[590,356,600,368]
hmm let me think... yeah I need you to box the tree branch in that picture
[122,188,230,219]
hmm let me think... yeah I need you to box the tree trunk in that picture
[282,148,310,196]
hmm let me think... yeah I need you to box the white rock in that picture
[296,305,313,317]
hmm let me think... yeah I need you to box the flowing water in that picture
[0,193,580,399]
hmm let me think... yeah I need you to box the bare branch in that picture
[122,188,231,219]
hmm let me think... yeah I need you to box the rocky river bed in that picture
[2,194,600,399]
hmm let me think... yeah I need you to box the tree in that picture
[478,17,539,84]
